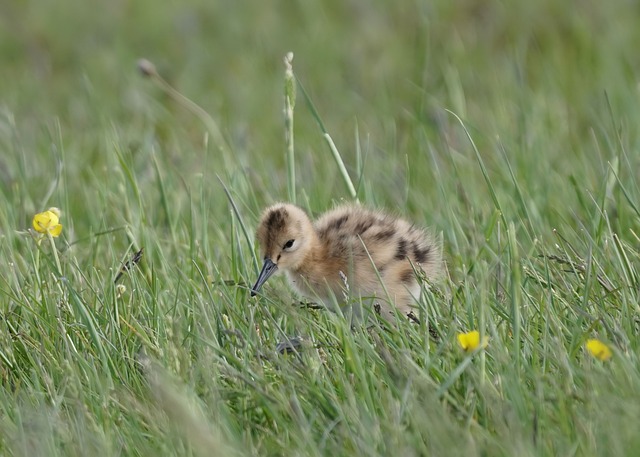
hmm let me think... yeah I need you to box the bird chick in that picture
[251,203,441,321]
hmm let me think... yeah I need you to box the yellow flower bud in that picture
[457,330,489,352]
[32,210,63,237]
[586,339,612,361]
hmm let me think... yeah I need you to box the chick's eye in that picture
[283,239,295,250]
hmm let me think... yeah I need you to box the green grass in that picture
[2,0,640,455]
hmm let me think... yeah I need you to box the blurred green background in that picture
[3,0,639,227]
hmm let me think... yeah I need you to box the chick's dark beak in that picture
[250,258,278,296]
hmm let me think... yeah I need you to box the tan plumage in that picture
[251,203,441,321]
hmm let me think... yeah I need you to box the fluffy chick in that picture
[251,203,441,321]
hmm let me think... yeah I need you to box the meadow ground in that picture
[1,1,640,455]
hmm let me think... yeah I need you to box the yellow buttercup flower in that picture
[586,339,612,361]
[457,330,489,352]
[32,208,63,237]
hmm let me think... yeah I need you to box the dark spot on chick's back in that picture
[327,233,350,257]
[336,233,349,248]
[412,244,431,264]
[395,239,408,260]
[328,214,349,231]
[373,228,395,241]
[354,219,374,235]
[400,269,414,284]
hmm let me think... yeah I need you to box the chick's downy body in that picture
[251,203,441,320]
